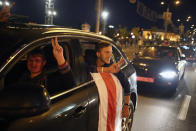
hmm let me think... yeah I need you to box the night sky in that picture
[10,0,196,31]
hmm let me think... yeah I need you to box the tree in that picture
[119,27,129,47]
[131,27,140,39]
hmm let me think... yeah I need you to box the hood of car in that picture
[132,57,177,77]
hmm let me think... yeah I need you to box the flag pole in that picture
[96,0,103,33]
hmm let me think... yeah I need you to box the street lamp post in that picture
[96,0,103,33]
[161,0,181,33]
[45,0,57,25]
[101,11,109,35]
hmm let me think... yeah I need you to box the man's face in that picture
[97,46,112,64]
[27,55,46,75]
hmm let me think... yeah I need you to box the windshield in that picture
[180,46,196,57]
[138,46,177,58]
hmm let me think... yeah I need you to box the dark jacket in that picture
[19,63,75,95]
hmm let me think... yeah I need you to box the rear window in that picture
[138,47,177,58]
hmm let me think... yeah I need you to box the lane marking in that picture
[177,95,191,120]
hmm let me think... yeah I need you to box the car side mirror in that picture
[0,83,50,118]
[180,54,186,60]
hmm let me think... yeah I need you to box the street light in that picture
[45,0,56,25]
[0,1,3,6]
[0,1,10,6]
[186,16,191,22]
[102,11,109,20]
[47,10,57,16]
[101,11,109,35]
[174,0,181,6]
[5,1,9,6]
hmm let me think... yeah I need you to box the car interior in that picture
[3,41,74,94]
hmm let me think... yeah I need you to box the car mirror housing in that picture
[180,54,186,60]
[0,83,50,118]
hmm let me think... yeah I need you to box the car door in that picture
[69,38,100,130]
[1,37,93,131]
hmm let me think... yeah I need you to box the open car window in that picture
[79,40,117,66]
[138,47,177,58]
[3,39,75,95]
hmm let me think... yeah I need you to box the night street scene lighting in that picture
[161,1,165,5]
[174,0,181,6]
[0,0,9,6]
[102,11,109,20]
[101,11,109,35]
[45,0,56,25]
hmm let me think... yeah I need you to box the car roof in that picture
[0,22,114,67]
[0,22,113,43]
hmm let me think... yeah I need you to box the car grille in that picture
[135,67,154,77]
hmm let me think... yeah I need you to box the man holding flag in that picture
[88,43,131,131]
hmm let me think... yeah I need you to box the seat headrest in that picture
[84,49,97,65]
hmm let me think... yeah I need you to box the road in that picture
[132,63,196,131]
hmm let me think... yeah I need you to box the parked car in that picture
[180,45,196,63]
[132,45,186,92]
[0,23,137,131]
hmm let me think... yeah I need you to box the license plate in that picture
[137,76,154,83]
[187,57,195,60]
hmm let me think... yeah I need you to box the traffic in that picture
[1,0,196,131]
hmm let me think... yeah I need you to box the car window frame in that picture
[112,45,128,68]
[0,36,75,92]
[78,38,128,69]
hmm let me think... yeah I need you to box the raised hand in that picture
[0,0,15,22]
[117,58,125,67]
[51,37,65,65]
[122,105,130,118]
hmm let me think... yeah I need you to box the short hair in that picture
[27,49,46,60]
[95,43,112,52]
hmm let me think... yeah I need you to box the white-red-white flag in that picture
[91,73,122,131]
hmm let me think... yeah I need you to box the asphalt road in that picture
[132,63,196,131]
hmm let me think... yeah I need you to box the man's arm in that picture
[97,58,124,73]
[122,95,131,118]
[48,37,75,92]
[97,64,120,73]
[115,70,131,118]
[51,37,66,66]
[51,37,72,74]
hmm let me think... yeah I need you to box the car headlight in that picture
[159,71,177,79]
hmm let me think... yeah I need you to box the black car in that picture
[132,46,186,92]
[180,45,196,63]
[0,23,137,131]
